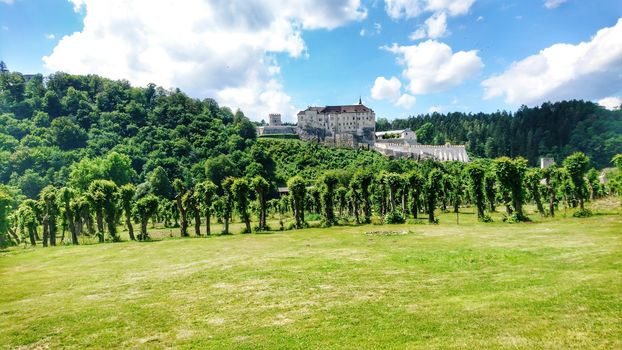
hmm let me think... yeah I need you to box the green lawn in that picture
[1,202,621,349]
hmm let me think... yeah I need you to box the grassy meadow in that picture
[1,200,621,349]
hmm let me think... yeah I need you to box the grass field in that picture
[1,201,621,349]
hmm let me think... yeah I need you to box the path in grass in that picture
[1,209,621,349]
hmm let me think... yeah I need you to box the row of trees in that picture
[1,151,619,248]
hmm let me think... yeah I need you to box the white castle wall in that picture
[374,143,469,162]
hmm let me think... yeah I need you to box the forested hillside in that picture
[377,101,622,168]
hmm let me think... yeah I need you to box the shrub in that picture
[384,210,406,224]
[480,215,494,223]
[573,209,593,218]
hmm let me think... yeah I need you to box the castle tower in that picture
[269,113,282,126]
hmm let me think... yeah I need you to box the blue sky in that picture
[1,0,621,121]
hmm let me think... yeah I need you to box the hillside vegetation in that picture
[378,100,622,168]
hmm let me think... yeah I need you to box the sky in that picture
[1,0,621,122]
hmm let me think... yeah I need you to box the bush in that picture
[503,213,531,223]
[305,213,322,221]
[384,210,406,224]
[573,209,593,218]
[480,215,494,223]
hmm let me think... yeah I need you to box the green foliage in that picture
[287,175,306,229]
[573,209,593,218]
[148,166,173,199]
[563,152,590,209]
[494,156,528,217]
[415,122,434,144]
[466,162,486,219]
[380,100,622,168]
[0,187,14,247]
[384,210,405,224]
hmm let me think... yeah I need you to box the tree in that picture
[173,179,189,237]
[149,166,173,199]
[352,170,373,223]
[425,169,443,223]
[136,195,159,240]
[383,173,402,213]
[119,184,136,240]
[183,189,201,236]
[563,152,590,210]
[58,187,79,244]
[404,170,422,219]
[336,187,347,218]
[103,151,136,187]
[466,163,486,220]
[195,180,217,235]
[321,172,338,226]
[525,168,545,216]
[416,122,434,144]
[221,177,235,234]
[252,176,269,231]
[39,185,59,246]
[50,117,87,150]
[542,166,558,217]
[231,178,251,233]
[287,176,306,229]
[0,61,7,73]
[484,172,496,212]
[0,188,13,248]
[494,157,528,219]
[17,200,38,246]
[88,180,119,241]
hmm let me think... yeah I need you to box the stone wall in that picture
[374,143,470,162]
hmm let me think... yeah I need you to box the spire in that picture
[358,96,362,105]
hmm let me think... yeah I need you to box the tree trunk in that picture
[95,207,104,235]
[428,201,435,223]
[223,215,229,235]
[353,198,360,224]
[205,208,211,236]
[176,195,188,237]
[28,226,36,246]
[140,215,148,240]
[125,211,135,240]
[49,218,56,246]
[42,216,49,247]
[258,193,266,230]
[65,203,78,245]
[194,209,201,236]
[411,192,418,219]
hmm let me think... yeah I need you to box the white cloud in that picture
[598,97,621,110]
[384,0,475,20]
[393,0,472,40]
[384,40,483,94]
[370,76,416,108]
[428,105,441,113]
[482,18,622,105]
[544,0,567,9]
[44,0,367,121]
[0,0,15,4]
[360,22,382,37]
[424,11,447,38]
[371,76,402,101]
[396,93,416,108]
[44,33,55,40]
[476,15,484,21]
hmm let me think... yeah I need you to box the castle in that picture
[296,98,376,147]
[258,100,469,162]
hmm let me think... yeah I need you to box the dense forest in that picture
[377,101,622,168]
